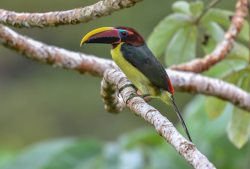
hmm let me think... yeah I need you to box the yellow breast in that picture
[111,43,157,96]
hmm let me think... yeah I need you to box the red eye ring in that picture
[121,31,128,36]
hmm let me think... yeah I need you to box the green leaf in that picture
[227,42,249,62]
[165,25,197,66]
[181,95,233,146]
[201,21,224,55]
[202,59,246,79]
[118,128,163,149]
[147,13,192,57]
[44,139,103,169]
[3,138,103,169]
[3,138,76,169]
[239,21,249,42]
[172,1,191,15]
[225,68,248,85]
[227,107,250,148]
[205,96,227,120]
[227,71,250,148]
[189,1,204,16]
[201,38,216,54]
[202,21,224,43]
[201,8,249,42]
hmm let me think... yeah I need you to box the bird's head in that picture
[80,26,144,48]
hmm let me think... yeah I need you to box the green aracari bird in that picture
[80,26,192,142]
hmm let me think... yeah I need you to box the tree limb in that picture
[0,0,143,28]
[168,70,250,112]
[0,24,117,77]
[1,23,250,113]
[101,68,216,169]
[170,0,248,73]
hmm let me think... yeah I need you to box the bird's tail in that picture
[160,90,193,142]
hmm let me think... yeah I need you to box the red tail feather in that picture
[167,78,174,95]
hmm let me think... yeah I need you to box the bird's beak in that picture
[80,27,121,46]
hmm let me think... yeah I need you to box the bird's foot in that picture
[117,84,137,97]
[126,93,150,104]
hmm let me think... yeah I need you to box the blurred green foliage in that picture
[148,0,250,148]
[0,0,249,168]
[2,96,250,169]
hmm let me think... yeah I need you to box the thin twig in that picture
[102,69,216,169]
[194,0,222,24]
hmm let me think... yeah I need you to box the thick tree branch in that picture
[0,0,143,28]
[170,0,248,73]
[101,68,216,169]
[1,24,250,113]
[102,69,250,114]
[168,70,250,112]
[0,24,117,77]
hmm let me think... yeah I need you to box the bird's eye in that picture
[119,30,129,37]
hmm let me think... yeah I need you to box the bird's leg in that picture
[117,84,138,97]
[126,93,150,104]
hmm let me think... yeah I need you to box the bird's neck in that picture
[111,43,119,49]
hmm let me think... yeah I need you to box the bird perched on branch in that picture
[80,26,192,142]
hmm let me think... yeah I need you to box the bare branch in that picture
[102,69,216,169]
[0,0,143,28]
[0,24,117,77]
[1,23,250,113]
[168,70,250,112]
[170,0,248,73]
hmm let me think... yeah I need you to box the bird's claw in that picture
[117,84,137,98]
[126,93,150,104]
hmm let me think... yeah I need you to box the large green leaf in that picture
[189,1,204,16]
[202,21,224,43]
[147,13,192,57]
[201,8,249,42]
[227,42,249,62]
[179,95,233,151]
[165,25,197,66]
[205,96,227,120]
[172,1,191,15]
[227,72,250,148]
[201,37,217,54]
[44,139,103,169]
[118,128,163,149]
[225,68,248,85]
[3,138,103,169]
[3,138,76,169]
[227,106,250,148]
[202,60,246,79]
[201,21,224,54]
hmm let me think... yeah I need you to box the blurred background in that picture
[1,0,249,168]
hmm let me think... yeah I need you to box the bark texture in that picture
[0,0,143,28]
[0,24,117,77]
[1,24,250,113]
[170,0,248,73]
[102,69,216,169]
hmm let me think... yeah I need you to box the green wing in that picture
[120,43,171,92]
